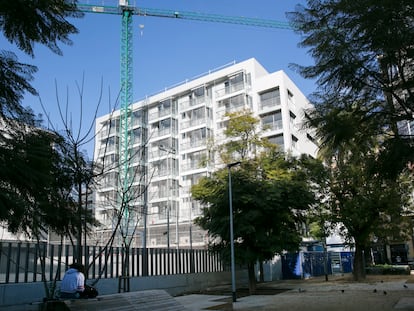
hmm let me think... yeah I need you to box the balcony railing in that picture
[263,119,283,132]
[180,139,207,151]
[181,162,206,172]
[180,118,206,130]
[215,81,245,98]
[149,109,172,121]
[179,97,207,111]
[260,97,281,110]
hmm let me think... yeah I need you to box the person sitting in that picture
[60,263,85,299]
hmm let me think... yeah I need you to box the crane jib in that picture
[76,4,292,30]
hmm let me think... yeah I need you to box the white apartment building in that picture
[93,58,318,249]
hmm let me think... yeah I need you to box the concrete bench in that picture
[43,289,185,311]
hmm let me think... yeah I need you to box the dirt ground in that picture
[201,274,414,311]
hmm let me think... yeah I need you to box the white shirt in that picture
[60,268,85,293]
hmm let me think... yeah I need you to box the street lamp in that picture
[159,144,176,251]
[227,161,241,303]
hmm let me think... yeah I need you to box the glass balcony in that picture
[215,81,245,98]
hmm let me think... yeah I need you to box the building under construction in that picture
[93,58,318,249]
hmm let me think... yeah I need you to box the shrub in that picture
[365,264,410,275]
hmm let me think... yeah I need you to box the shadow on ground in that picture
[194,285,292,310]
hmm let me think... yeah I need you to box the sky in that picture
[1,0,315,157]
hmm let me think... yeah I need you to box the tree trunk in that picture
[353,242,366,281]
[259,261,264,283]
[119,243,131,292]
[247,262,256,295]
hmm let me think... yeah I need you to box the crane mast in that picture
[78,1,291,245]
[119,4,133,237]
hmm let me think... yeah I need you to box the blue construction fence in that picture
[281,251,354,279]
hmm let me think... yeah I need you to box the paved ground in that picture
[176,274,414,311]
[3,274,414,310]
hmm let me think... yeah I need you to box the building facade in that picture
[93,58,318,249]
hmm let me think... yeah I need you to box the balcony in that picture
[181,161,206,172]
[181,118,207,130]
[180,139,207,151]
[215,81,245,98]
[263,119,283,132]
[180,96,207,111]
[260,97,281,111]
[149,108,172,121]
[151,127,173,138]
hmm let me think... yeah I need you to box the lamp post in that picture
[159,144,176,251]
[227,161,241,303]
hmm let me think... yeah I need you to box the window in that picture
[103,172,118,186]
[262,111,282,131]
[260,88,280,109]
[103,154,119,166]
[193,86,205,97]
[159,99,171,111]
[220,94,245,111]
[229,72,244,84]
[307,133,316,144]
[292,135,298,148]
[132,127,141,136]
[287,89,295,105]
[133,110,142,119]
[216,72,245,97]
[289,111,297,127]
[268,134,284,148]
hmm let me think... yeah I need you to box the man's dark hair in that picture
[69,262,85,274]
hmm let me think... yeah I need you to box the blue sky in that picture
[1,0,314,156]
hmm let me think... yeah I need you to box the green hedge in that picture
[365,265,410,275]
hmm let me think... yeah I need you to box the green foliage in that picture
[219,109,270,161]
[193,153,317,266]
[0,0,81,57]
[0,0,81,120]
[0,129,70,236]
[0,1,96,297]
[0,51,38,121]
[289,1,414,280]
[0,0,93,239]
[192,108,325,273]
[288,0,414,122]
[366,265,411,275]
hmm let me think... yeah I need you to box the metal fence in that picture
[0,241,225,284]
[281,251,354,279]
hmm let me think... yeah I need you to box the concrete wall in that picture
[0,270,248,307]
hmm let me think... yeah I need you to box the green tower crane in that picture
[77,0,291,256]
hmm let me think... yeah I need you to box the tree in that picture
[192,110,319,292]
[1,127,71,234]
[0,124,96,298]
[305,105,414,280]
[193,154,316,293]
[288,0,414,123]
[287,0,414,168]
[220,109,266,160]
[0,0,86,230]
[0,2,93,299]
[0,0,81,121]
[288,0,414,280]
[0,1,89,233]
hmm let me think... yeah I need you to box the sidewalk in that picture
[2,274,414,310]
[175,274,414,310]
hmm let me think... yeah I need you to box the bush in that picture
[365,265,410,275]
